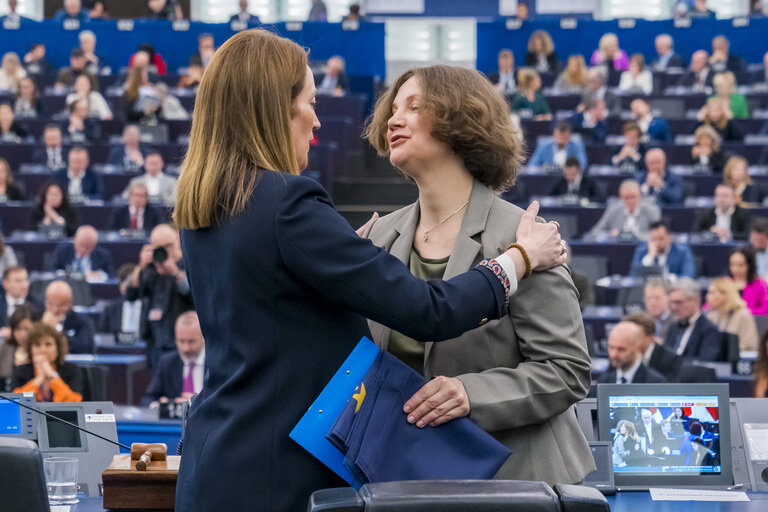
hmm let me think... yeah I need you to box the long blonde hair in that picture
[709,277,747,315]
[174,29,307,229]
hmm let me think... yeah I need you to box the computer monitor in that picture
[597,383,732,489]
[0,393,38,440]
[36,407,88,453]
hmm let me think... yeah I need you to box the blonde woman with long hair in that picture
[723,155,760,204]
[554,55,588,93]
[172,29,566,512]
[0,52,26,93]
[705,277,759,351]
[525,30,557,73]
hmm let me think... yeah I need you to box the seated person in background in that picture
[729,247,768,316]
[230,0,260,24]
[710,35,746,74]
[512,68,552,120]
[618,54,653,95]
[142,311,205,408]
[124,66,161,123]
[590,33,629,71]
[636,148,683,205]
[569,98,607,143]
[0,266,41,333]
[108,124,146,171]
[651,34,686,71]
[691,125,727,173]
[711,71,749,119]
[705,277,759,352]
[121,151,177,206]
[128,45,167,76]
[14,77,43,119]
[697,97,743,142]
[190,33,216,69]
[636,408,667,456]
[41,280,94,354]
[0,157,26,201]
[678,50,714,92]
[631,99,671,143]
[88,0,106,19]
[724,155,760,204]
[597,321,667,384]
[756,331,768,397]
[31,125,67,170]
[696,184,750,241]
[51,225,112,278]
[23,43,54,79]
[0,305,38,392]
[307,0,327,21]
[147,0,183,21]
[664,277,722,361]
[315,56,349,97]
[54,146,103,201]
[525,30,558,73]
[78,30,101,76]
[612,121,646,172]
[341,3,361,22]
[53,0,89,23]
[527,122,587,170]
[55,48,98,91]
[750,218,768,279]
[154,83,189,121]
[100,264,145,338]
[62,99,102,143]
[0,234,17,278]
[553,55,588,94]
[688,0,716,17]
[176,56,203,90]
[111,182,161,233]
[0,103,27,142]
[589,180,661,239]
[65,74,112,120]
[645,278,675,339]
[546,156,601,202]
[487,49,516,95]
[625,312,684,381]
[30,183,80,237]
[630,220,695,278]
[581,66,620,114]
[12,321,83,402]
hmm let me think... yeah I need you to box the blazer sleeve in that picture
[457,264,592,431]
[699,323,724,362]
[275,176,507,342]
[660,174,683,204]
[734,309,759,352]
[527,142,547,167]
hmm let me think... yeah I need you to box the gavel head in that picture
[130,442,168,461]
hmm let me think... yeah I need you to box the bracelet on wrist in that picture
[507,243,532,279]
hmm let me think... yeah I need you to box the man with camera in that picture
[127,224,194,367]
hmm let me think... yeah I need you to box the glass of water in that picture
[44,457,79,505]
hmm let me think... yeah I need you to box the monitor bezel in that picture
[597,383,732,488]
[36,404,89,453]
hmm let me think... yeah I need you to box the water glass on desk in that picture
[44,457,79,505]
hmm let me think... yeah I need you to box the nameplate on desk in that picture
[158,402,185,420]
[649,488,749,502]
[116,332,139,345]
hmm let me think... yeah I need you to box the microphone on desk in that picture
[0,392,130,451]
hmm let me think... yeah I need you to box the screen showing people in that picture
[608,394,722,475]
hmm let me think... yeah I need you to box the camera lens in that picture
[152,246,168,264]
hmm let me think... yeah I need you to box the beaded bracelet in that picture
[506,243,532,279]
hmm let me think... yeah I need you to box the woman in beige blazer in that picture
[361,65,594,485]
[705,277,759,351]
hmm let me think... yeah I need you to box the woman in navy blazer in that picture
[172,30,566,512]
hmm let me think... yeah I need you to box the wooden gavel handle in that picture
[136,450,152,471]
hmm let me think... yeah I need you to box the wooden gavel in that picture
[130,443,168,471]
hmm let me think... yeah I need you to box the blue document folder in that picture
[289,336,380,485]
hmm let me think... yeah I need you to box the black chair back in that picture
[0,437,50,512]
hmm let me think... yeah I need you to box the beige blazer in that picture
[706,308,759,351]
[365,180,595,485]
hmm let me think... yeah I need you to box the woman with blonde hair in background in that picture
[723,155,760,204]
[525,30,557,73]
[554,55,588,93]
[173,29,566,512]
[512,68,552,120]
[705,277,759,351]
[590,33,629,71]
[0,52,26,93]
[711,71,748,119]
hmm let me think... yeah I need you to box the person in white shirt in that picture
[122,151,178,206]
[618,54,653,95]
[65,74,112,120]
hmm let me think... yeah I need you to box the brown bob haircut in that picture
[26,321,69,367]
[174,29,308,229]
[365,65,525,191]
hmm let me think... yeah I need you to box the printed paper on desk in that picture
[650,488,750,502]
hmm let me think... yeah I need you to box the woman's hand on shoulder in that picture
[512,201,566,271]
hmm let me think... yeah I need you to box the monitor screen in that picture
[597,383,732,488]
[45,410,83,449]
[0,399,21,435]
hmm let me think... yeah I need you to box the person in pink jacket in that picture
[729,247,768,315]
[590,33,630,71]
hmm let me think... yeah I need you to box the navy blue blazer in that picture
[30,146,69,169]
[0,295,42,327]
[141,351,183,405]
[229,13,260,24]
[107,145,149,167]
[62,310,95,354]
[646,117,671,143]
[648,343,684,381]
[630,243,696,278]
[51,243,113,275]
[663,315,722,362]
[109,205,162,233]
[634,170,683,204]
[53,168,104,200]
[177,170,506,512]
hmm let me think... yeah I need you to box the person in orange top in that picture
[12,322,83,402]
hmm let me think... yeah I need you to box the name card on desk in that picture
[649,488,749,502]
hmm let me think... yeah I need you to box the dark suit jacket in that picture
[630,242,696,278]
[1,182,25,201]
[30,146,69,169]
[313,71,350,95]
[99,297,147,337]
[176,170,508,512]
[692,150,727,173]
[11,362,85,399]
[61,118,101,144]
[695,206,751,240]
[678,69,714,89]
[30,206,80,237]
[648,343,684,381]
[0,294,42,327]
[525,51,558,73]
[51,243,113,274]
[569,113,607,143]
[62,310,95,354]
[663,315,722,361]
[634,170,683,204]
[636,418,666,455]
[652,53,686,70]
[109,205,162,233]
[597,363,667,384]
[107,145,149,167]
[646,117,672,143]
[53,167,104,200]
[229,13,260,24]
[141,351,183,405]
[547,176,602,202]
